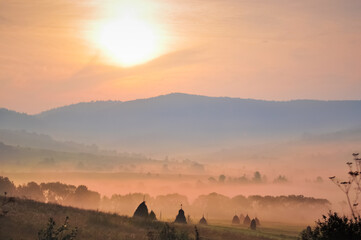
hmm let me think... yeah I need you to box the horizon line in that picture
[1,92,361,115]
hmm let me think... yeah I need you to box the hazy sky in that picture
[1,0,361,114]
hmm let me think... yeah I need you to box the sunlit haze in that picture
[1,1,361,239]
[1,0,361,113]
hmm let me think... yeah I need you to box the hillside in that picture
[0,196,302,240]
[0,141,154,172]
[1,93,361,154]
[0,129,111,154]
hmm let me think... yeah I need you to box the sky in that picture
[1,0,361,114]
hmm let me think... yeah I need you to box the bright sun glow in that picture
[97,15,158,67]
[92,2,165,67]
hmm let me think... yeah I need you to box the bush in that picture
[300,212,361,240]
[38,216,77,240]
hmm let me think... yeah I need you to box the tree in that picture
[40,182,76,204]
[329,153,361,218]
[218,175,226,183]
[18,182,45,202]
[0,176,16,196]
[300,212,361,240]
[301,153,361,239]
[68,185,100,209]
[273,175,288,184]
[252,171,262,183]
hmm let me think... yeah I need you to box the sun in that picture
[89,1,171,67]
[94,13,161,67]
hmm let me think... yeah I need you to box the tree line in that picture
[0,176,330,222]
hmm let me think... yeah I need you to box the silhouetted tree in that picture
[301,226,312,240]
[218,174,226,183]
[329,153,361,218]
[40,182,76,204]
[68,185,100,209]
[273,175,288,184]
[0,176,16,196]
[253,171,262,183]
[301,212,361,240]
[18,181,45,202]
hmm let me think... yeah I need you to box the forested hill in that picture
[1,93,361,153]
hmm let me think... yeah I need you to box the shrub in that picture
[38,216,78,240]
[300,212,361,240]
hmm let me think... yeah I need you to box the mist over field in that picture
[1,93,359,228]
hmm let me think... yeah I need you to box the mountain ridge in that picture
[1,93,361,154]
[3,93,361,116]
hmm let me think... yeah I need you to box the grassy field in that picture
[196,223,303,240]
[0,196,304,240]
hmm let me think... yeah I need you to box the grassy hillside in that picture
[0,196,302,240]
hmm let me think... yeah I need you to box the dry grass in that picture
[0,196,301,240]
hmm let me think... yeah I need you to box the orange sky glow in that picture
[1,0,361,114]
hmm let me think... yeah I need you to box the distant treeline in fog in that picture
[0,176,330,223]
[0,141,204,173]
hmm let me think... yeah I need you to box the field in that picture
[0,196,305,240]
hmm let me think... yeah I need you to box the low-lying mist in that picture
[1,175,330,225]
[1,112,359,226]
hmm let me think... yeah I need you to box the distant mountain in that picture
[1,93,361,154]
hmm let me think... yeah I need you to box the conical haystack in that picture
[243,214,251,225]
[199,215,207,225]
[174,208,187,224]
[232,215,240,225]
[133,201,149,219]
